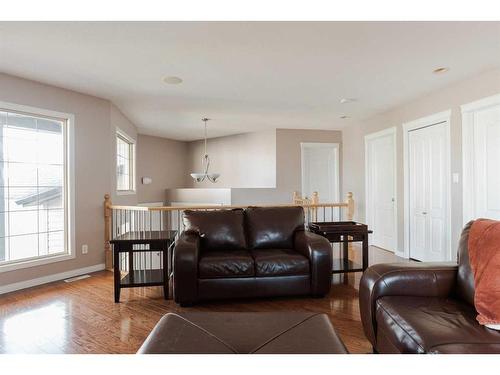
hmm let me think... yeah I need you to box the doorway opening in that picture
[300,142,340,222]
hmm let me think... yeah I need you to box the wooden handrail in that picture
[107,202,349,211]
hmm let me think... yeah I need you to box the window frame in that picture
[0,101,75,273]
[115,128,136,195]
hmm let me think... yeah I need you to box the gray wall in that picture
[0,73,123,285]
[186,129,276,188]
[136,134,188,203]
[342,67,500,254]
[172,128,343,205]
[232,128,343,204]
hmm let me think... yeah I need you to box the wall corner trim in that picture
[0,263,106,295]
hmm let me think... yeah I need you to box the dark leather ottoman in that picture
[138,312,348,354]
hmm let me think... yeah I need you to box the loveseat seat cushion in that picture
[252,249,309,277]
[375,296,500,354]
[245,207,304,249]
[198,250,255,279]
[183,209,247,251]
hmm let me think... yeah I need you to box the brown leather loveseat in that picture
[359,221,500,353]
[173,207,332,306]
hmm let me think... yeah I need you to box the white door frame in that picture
[364,127,398,254]
[300,142,340,203]
[402,110,452,260]
[461,93,500,225]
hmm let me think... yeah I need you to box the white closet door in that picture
[472,105,500,220]
[409,123,448,261]
[365,130,397,252]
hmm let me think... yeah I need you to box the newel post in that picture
[311,191,319,205]
[104,194,113,271]
[346,192,354,221]
[311,191,319,222]
[345,192,355,281]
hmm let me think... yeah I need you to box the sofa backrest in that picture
[245,206,304,249]
[456,220,475,306]
[183,209,247,251]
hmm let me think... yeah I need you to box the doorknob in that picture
[422,211,428,215]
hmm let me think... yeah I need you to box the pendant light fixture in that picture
[190,117,220,183]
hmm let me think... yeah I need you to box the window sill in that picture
[0,252,75,274]
[116,190,136,196]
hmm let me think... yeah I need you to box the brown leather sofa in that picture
[360,221,500,353]
[173,207,332,306]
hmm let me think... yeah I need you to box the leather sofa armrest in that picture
[173,231,200,305]
[359,262,458,347]
[294,230,333,296]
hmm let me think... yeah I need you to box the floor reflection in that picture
[1,301,70,353]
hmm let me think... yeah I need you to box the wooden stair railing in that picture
[103,192,355,271]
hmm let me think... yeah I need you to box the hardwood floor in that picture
[0,246,405,354]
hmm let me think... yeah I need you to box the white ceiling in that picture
[1,22,499,140]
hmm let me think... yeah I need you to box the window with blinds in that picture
[0,108,69,265]
[116,131,135,192]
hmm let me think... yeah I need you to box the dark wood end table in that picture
[110,230,177,303]
[308,221,372,282]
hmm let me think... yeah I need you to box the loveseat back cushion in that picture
[245,207,304,249]
[183,209,247,251]
[456,220,475,306]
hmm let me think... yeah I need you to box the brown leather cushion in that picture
[457,221,475,306]
[137,312,348,354]
[183,209,247,251]
[375,296,500,354]
[252,249,309,277]
[198,250,254,279]
[245,207,304,249]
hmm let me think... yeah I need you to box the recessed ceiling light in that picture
[340,115,350,119]
[340,98,356,104]
[163,76,183,84]
[433,67,449,74]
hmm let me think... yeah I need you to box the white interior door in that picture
[365,129,397,252]
[463,96,500,222]
[408,122,448,261]
[301,143,340,221]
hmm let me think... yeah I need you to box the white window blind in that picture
[116,132,135,192]
[0,109,68,265]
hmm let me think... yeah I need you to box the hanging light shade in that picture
[190,117,220,183]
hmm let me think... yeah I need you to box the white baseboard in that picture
[0,263,106,295]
